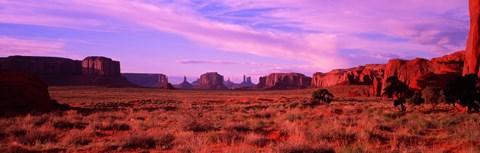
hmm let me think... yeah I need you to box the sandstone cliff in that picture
[311,64,385,88]
[82,56,121,76]
[122,73,169,88]
[196,72,228,90]
[377,51,465,95]
[256,73,311,90]
[0,56,133,87]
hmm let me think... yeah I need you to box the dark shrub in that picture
[121,135,157,149]
[311,89,334,104]
[18,130,58,145]
[407,93,424,106]
[421,86,444,108]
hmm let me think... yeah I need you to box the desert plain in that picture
[0,85,478,153]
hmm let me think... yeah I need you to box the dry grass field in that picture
[1,85,479,152]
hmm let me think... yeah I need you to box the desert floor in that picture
[1,85,479,153]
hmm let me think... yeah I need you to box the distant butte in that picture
[0,56,133,87]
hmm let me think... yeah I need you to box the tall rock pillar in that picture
[463,0,480,76]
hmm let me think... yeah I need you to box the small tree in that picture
[383,76,412,112]
[311,89,334,104]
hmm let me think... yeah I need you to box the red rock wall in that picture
[123,73,168,87]
[82,56,121,76]
[0,55,133,87]
[379,51,465,95]
[256,73,311,90]
[0,56,82,76]
[311,64,385,88]
[197,72,228,90]
[463,0,480,76]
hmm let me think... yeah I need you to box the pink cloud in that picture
[0,36,65,56]
[0,0,469,73]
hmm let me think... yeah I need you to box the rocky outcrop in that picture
[463,0,480,76]
[240,75,255,87]
[256,73,311,90]
[0,55,133,87]
[122,73,168,88]
[196,72,228,90]
[224,75,256,89]
[82,56,120,76]
[175,76,194,89]
[224,78,237,89]
[0,70,60,114]
[0,56,82,85]
[378,51,465,94]
[154,75,169,88]
[311,64,385,88]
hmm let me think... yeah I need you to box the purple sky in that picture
[0,0,469,84]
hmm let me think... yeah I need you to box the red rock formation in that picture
[256,73,311,90]
[154,75,169,88]
[0,55,133,87]
[123,73,167,87]
[311,64,385,88]
[82,56,121,76]
[0,70,60,113]
[370,77,383,97]
[379,51,465,94]
[0,56,82,85]
[175,76,194,89]
[463,0,480,76]
[196,72,228,90]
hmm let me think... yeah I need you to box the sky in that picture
[0,0,470,84]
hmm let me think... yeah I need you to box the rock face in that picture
[378,51,465,95]
[0,70,59,113]
[463,0,480,76]
[256,73,311,90]
[82,56,121,76]
[175,76,194,89]
[0,56,133,87]
[197,72,228,90]
[0,56,82,85]
[311,64,385,88]
[154,75,169,88]
[123,73,168,88]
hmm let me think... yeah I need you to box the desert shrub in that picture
[18,129,58,145]
[244,133,269,147]
[311,89,334,104]
[158,133,175,150]
[182,118,218,132]
[92,122,130,131]
[407,93,424,106]
[421,86,445,107]
[275,142,335,153]
[120,134,158,149]
[10,129,27,137]
[206,131,243,145]
[64,130,92,146]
